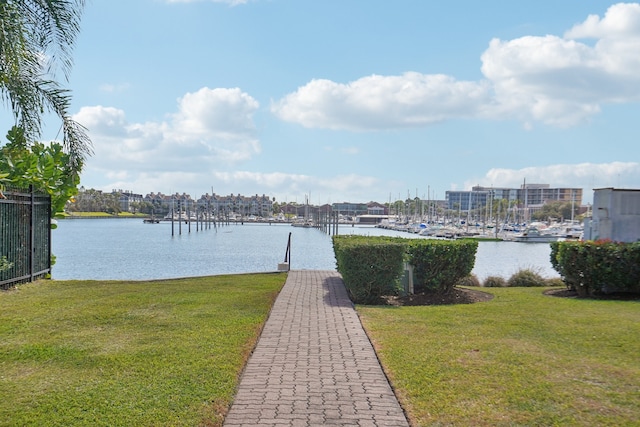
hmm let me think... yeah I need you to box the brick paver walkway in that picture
[223,270,409,427]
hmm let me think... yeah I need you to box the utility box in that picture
[585,188,640,242]
[277,262,289,272]
[400,263,415,295]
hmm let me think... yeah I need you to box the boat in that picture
[163,212,189,221]
[512,227,564,243]
[564,224,584,240]
[291,219,314,228]
[143,211,161,223]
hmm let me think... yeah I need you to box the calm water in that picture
[51,219,558,281]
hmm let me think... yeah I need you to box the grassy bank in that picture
[61,212,148,218]
[358,287,640,426]
[0,274,286,426]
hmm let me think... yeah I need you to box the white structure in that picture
[584,188,640,242]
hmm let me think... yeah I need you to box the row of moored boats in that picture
[376,219,584,243]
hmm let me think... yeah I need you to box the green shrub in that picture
[332,235,406,304]
[553,240,640,296]
[483,275,507,287]
[507,269,547,287]
[332,236,480,301]
[456,274,481,287]
[545,277,565,287]
[406,239,478,294]
[549,241,561,275]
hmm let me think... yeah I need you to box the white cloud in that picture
[273,3,640,130]
[171,87,258,140]
[92,170,204,197]
[211,171,383,203]
[271,73,491,131]
[463,162,640,202]
[481,36,603,127]
[71,85,384,202]
[565,3,640,39]
[72,89,384,200]
[75,106,129,136]
[73,87,260,186]
[482,2,640,126]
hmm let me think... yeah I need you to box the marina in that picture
[375,218,582,242]
[51,218,559,281]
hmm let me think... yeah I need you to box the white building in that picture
[584,188,640,242]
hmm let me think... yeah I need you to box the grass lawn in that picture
[0,274,286,427]
[358,287,640,427]
[61,212,148,218]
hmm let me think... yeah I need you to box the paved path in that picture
[223,270,409,427]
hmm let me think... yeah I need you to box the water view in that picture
[51,218,559,281]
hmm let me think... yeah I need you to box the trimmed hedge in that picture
[333,236,479,303]
[332,235,406,304]
[407,239,478,294]
[550,240,640,297]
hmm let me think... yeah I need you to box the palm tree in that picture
[0,0,91,172]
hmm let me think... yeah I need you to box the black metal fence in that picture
[0,186,51,289]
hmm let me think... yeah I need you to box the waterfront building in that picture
[445,190,492,212]
[195,193,273,218]
[445,184,583,216]
[141,192,197,215]
[332,202,368,216]
[141,192,274,218]
[366,202,388,215]
[584,188,640,242]
[279,203,302,217]
[331,202,389,217]
[113,190,143,212]
[144,192,173,212]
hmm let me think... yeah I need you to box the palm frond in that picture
[14,0,86,80]
[0,0,91,171]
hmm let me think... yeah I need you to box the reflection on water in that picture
[52,219,558,281]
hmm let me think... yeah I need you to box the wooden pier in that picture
[166,199,341,237]
[312,209,340,236]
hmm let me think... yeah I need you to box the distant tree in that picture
[531,201,576,222]
[104,193,121,215]
[495,198,509,223]
[131,201,154,215]
[68,187,126,214]
[68,187,101,212]
[391,199,404,217]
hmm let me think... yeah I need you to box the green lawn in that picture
[61,212,148,217]
[3,276,638,426]
[358,287,640,427]
[0,274,286,427]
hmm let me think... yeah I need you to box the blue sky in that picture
[14,0,640,204]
